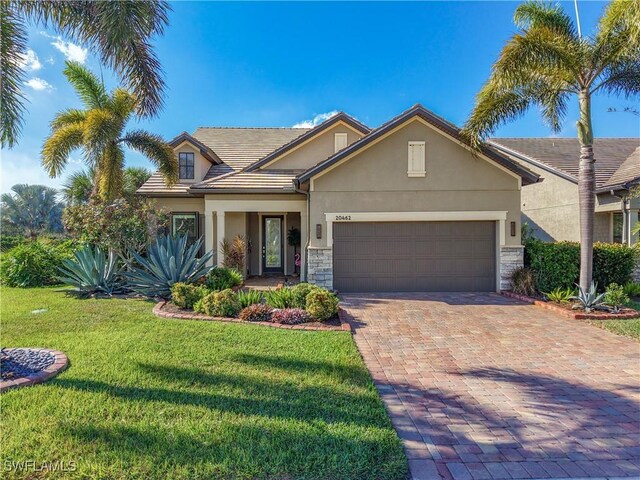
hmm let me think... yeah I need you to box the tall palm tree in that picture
[62,166,152,204]
[461,0,640,290]
[1,184,63,239]
[1,0,170,148]
[42,61,177,201]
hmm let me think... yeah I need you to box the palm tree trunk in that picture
[577,90,596,291]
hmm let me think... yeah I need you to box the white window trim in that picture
[334,133,348,153]
[408,141,426,177]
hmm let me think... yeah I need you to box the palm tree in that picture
[42,61,177,201]
[461,0,640,290]
[1,184,63,240]
[62,166,152,204]
[1,0,170,148]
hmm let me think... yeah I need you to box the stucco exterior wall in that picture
[151,197,205,214]
[173,142,212,184]
[308,119,523,248]
[261,123,363,171]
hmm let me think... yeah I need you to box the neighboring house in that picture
[138,104,540,292]
[491,139,640,246]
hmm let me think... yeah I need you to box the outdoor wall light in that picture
[316,224,322,239]
[510,221,516,237]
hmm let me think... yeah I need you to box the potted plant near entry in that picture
[287,227,301,276]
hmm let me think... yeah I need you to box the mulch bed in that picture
[501,291,640,320]
[0,348,69,393]
[154,301,351,332]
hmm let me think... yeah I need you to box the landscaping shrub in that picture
[57,245,123,295]
[206,267,243,291]
[544,287,574,303]
[509,267,536,296]
[220,235,246,273]
[0,241,75,287]
[623,282,640,298]
[265,288,296,309]
[171,282,209,309]
[196,289,241,317]
[238,303,273,322]
[593,242,637,288]
[604,283,629,313]
[0,235,27,253]
[305,289,339,321]
[271,308,310,325]
[571,281,606,313]
[237,289,264,308]
[290,282,320,309]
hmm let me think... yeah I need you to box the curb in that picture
[0,348,69,393]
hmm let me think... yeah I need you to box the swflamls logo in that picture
[3,460,77,472]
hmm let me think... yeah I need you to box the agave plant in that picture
[125,235,213,298]
[570,282,606,313]
[57,245,122,295]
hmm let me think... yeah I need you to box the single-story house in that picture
[138,104,541,292]
[491,138,640,245]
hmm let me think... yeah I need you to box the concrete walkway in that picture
[341,293,640,480]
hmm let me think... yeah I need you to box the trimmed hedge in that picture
[525,239,638,292]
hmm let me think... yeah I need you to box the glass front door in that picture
[263,216,283,273]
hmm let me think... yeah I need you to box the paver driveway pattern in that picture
[340,293,640,480]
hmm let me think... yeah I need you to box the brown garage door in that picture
[333,221,496,292]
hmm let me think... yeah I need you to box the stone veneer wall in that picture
[307,247,333,289]
[633,258,640,283]
[500,246,524,291]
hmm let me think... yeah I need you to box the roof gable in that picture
[169,132,221,164]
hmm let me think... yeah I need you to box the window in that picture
[334,133,348,153]
[172,213,198,245]
[408,141,426,177]
[613,212,623,243]
[179,152,195,179]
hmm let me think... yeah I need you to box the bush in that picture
[305,289,339,321]
[290,282,320,309]
[544,287,574,303]
[171,282,209,309]
[195,289,241,317]
[237,289,264,308]
[604,283,629,313]
[0,241,75,287]
[509,267,536,296]
[623,282,640,298]
[271,308,310,325]
[265,288,296,309]
[57,245,123,295]
[220,235,246,273]
[238,303,273,322]
[525,239,637,292]
[0,235,27,253]
[206,267,243,291]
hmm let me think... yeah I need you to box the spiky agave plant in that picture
[57,245,122,295]
[125,235,213,298]
[570,281,606,313]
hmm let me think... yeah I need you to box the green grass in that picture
[0,287,407,480]
[589,299,640,341]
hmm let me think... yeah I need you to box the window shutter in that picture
[334,133,348,153]
[408,141,426,177]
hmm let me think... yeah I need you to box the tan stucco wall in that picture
[594,212,612,242]
[151,197,205,214]
[261,122,363,171]
[173,142,212,184]
[309,119,522,247]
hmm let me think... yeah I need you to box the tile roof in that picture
[601,146,640,191]
[491,138,640,189]
[191,169,305,192]
[136,171,192,195]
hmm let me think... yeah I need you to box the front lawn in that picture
[588,299,640,341]
[0,287,407,479]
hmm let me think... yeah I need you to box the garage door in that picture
[333,221,496,292]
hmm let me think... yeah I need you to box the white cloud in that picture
[18,49,42,71]
[292,111,339,128]
[24,77,53,91]
[46,56,55,65]
[51,38,88,63]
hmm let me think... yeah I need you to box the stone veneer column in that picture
[307,247,333,289]
[500,245,524,291]
[633,258,640,283]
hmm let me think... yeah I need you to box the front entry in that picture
[262,216,284,274]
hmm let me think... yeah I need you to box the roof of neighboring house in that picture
[296,104,540,185]
[245,112,370,172]
[491,138,640,191]
[190,169,305,193]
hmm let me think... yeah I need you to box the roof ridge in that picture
[194,126,310,130]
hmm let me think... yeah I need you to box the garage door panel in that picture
[333,221,496,292]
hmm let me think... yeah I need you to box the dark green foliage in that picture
[624,282,640,298]
[0,234,27,252]
[238,303,273,322]
[525,239,637,292]
[170,282,209,309]
[195,289,241,317]
[265,288,296,309]
[510,267,536,296]
[290,282,320,309]
[0,241,75,287]
[125,235,213,298]
[57,245,122,295]
[271,308,310,325]
[1,184,63,238]
[205,267,243,291]
[305,289,339,321]
[236,289,264,309]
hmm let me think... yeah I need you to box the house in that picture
[491,138,640,245]
[138,104,541,293]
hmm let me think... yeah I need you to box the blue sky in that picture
[2,0,638,193]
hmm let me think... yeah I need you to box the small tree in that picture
[1,184,63,240]
[220,235,247,274]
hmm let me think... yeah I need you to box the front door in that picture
[262,216,284,274]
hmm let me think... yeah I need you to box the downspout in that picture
[294,180,311,282]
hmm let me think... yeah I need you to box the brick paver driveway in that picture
[341,293,640,480]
